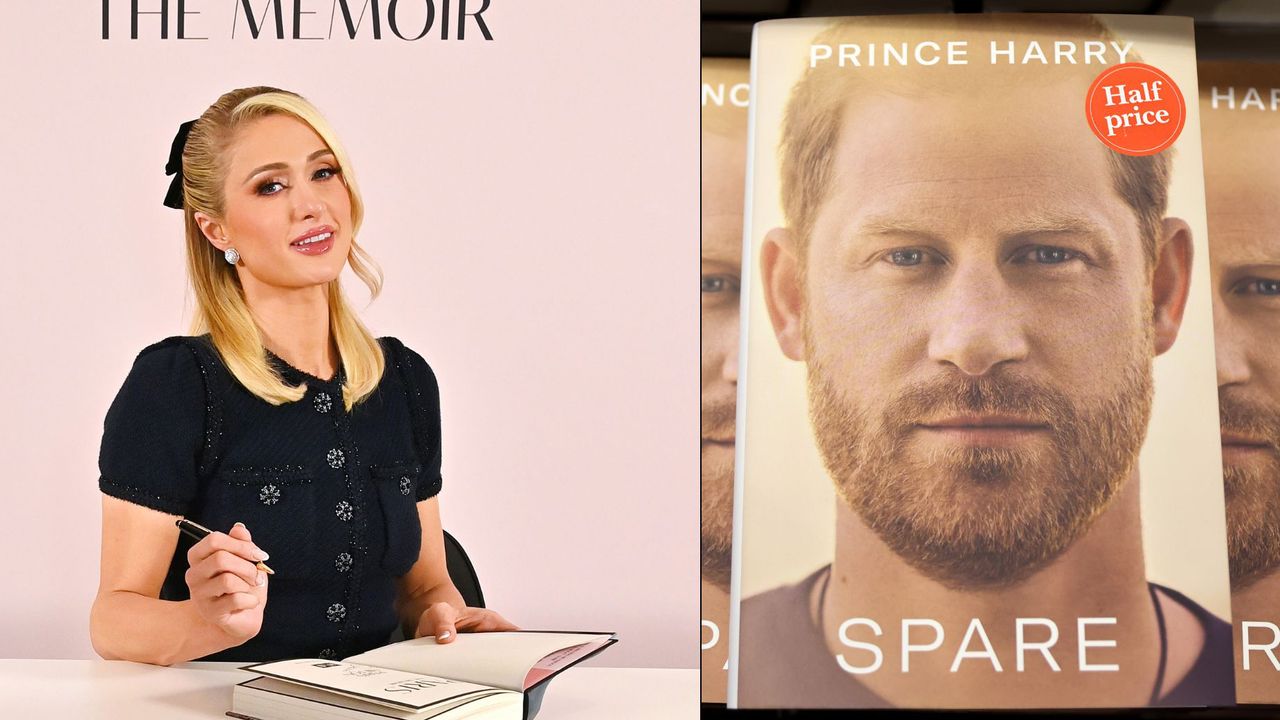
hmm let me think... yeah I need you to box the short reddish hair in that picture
[778,14,1171,266]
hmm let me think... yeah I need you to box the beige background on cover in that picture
[0,4,697,667]
[736,15,1230,620]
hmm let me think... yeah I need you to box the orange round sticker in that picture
[1085,63,1185,156]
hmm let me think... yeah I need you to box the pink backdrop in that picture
[0,3,697,668]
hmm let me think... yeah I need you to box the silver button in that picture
[259,484,280,505]
[335,552,353,573]
[335,501,353,521]
[326,603,346,623]
[314,392,332,413]
[399,476,412,496]
[327,448,345,469]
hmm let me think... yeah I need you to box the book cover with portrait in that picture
[729,14,1233,709]
[701,56,749,706]
[1199,61,1280,705]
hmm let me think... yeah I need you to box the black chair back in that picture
[444,529,486,608]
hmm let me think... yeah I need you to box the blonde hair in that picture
[779,15,1171,267]
[180,86,385,412]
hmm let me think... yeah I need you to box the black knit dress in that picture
[98,334,443,661]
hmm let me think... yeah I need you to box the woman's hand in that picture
[416,602,518,644]
[184,521,270,643]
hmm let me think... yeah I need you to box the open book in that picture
[227,631,617,720]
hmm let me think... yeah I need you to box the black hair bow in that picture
[163,119,196,209]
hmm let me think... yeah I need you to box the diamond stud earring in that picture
[224,247,240,265]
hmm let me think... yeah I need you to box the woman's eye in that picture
[702,275,740,294]
[886,249,926,266]
[257,180,284,196]
[257,167,339,196]
[1014,245,1079,265]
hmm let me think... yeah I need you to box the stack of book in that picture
[227,631,617,720]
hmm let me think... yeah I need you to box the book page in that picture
[238,671,522,717]
[237,677,521,720]
[346,632,614,691]
[243,658,508,712]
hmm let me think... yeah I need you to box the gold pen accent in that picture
[176,518,276,575]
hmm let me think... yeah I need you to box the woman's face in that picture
[203,113,354,290]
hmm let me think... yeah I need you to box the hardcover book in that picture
[1199,60,1280,706]
[227,631,616,720]
[730,14,1232,709]
[701,55,749,706]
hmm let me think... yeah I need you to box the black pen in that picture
[176,518,275,575]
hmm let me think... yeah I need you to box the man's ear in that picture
[1151,217,1193,356]
[192,211,228,250]
[760,227,806,361]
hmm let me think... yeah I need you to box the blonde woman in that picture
[89,86,515,665]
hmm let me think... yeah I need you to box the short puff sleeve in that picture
[98,338,206,516]
[386,338,444,501]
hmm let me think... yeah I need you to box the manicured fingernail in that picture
[233,522,245,529]
[254,548,269,561]
[256,571,266,586]
[439,631,451,641]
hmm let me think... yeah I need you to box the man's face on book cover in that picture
[772,76,1165,590]
[701,129,745,590]
[1205,102,1280,592]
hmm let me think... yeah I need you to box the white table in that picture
[0,660,697,719]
